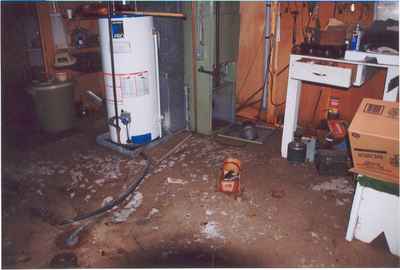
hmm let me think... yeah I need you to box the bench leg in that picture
[346,182,364,241]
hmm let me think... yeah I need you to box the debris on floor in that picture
[271,188,286,198]
[311,177,354,195]
[3,131,397,268]
[166,177,187,185]
[201,221,225,240]
[49,252,78,268]
[112,192,143,223]
[146,208,160,219]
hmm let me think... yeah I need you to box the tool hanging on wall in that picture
[291,10,299,46]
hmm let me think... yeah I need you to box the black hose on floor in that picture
[60,151,151,225]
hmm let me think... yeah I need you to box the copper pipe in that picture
[120,11,185,19]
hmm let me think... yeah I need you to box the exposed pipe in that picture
[120,11,186,19]
[153,30,162,138]
[184,85,190,130]
[214,1,221,87]
[191,2,198,132]
[107,3,121,144]
[260,2,271,114]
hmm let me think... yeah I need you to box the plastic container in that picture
[218,158,241,194]
[29,80,75,133]
[55,72,68,82]
[287,139,306,164]
[350,24,362,51]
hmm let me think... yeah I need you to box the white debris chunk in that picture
[206,209,214,216]
[167,177,187,185]
[220,211,228,216]
[201,221,224,239]
[146,208,160,219]
[168,161,175,168]
[311,232,319,239]
[336,199,345,206]
[112,192,143,223]
[311,177,354,194]
[95,178,105,185]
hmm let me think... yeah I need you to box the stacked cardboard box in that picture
[348,98,399,184]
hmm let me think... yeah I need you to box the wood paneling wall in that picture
[36,3,56,76]
[235,2,265,120]
[235,1,379,125]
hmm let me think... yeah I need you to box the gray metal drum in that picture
[29,80,75,133]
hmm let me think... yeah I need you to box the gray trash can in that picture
[29,80,75,133]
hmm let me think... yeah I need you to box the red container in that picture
[218,158,241,194]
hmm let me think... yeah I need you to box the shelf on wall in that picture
[55,47,100,55]
[25,48,42,52]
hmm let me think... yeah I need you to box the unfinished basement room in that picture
[1,1,399,268]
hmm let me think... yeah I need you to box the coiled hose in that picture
[60,151,150,225]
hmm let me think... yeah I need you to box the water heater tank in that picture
[98,15,161,145]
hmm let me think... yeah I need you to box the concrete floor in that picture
[2,117,399,268]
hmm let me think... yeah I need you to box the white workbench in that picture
[281,52,399,158]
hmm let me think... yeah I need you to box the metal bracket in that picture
[198,66,216,76]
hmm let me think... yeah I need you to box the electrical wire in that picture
[236,27,266,106]
[240,26,288,114]
[309,88,323,128]
[237,98,262,112]
[236,85,265,111]
[267,32,286,108]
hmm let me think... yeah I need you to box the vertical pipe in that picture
[191,2,198,132]
[107,3,121,144]
[153,31,162,138]
[215,1,220,87]
[184,85,190,130]
[260,2,271,114]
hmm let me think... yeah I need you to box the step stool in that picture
[346,175,399,256]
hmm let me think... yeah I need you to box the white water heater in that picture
[99,16,161,145]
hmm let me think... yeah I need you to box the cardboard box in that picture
[320,18,347,46]
[348,98,399,184]
[320,28,346,46]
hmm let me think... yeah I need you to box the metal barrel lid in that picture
[31,80,74,91]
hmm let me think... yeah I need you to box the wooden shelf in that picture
[63,15,100,21]
[25,48,42,52]
[55,47,100,54]
[69,47,100,54]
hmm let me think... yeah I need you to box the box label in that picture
[363,103,384,115]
